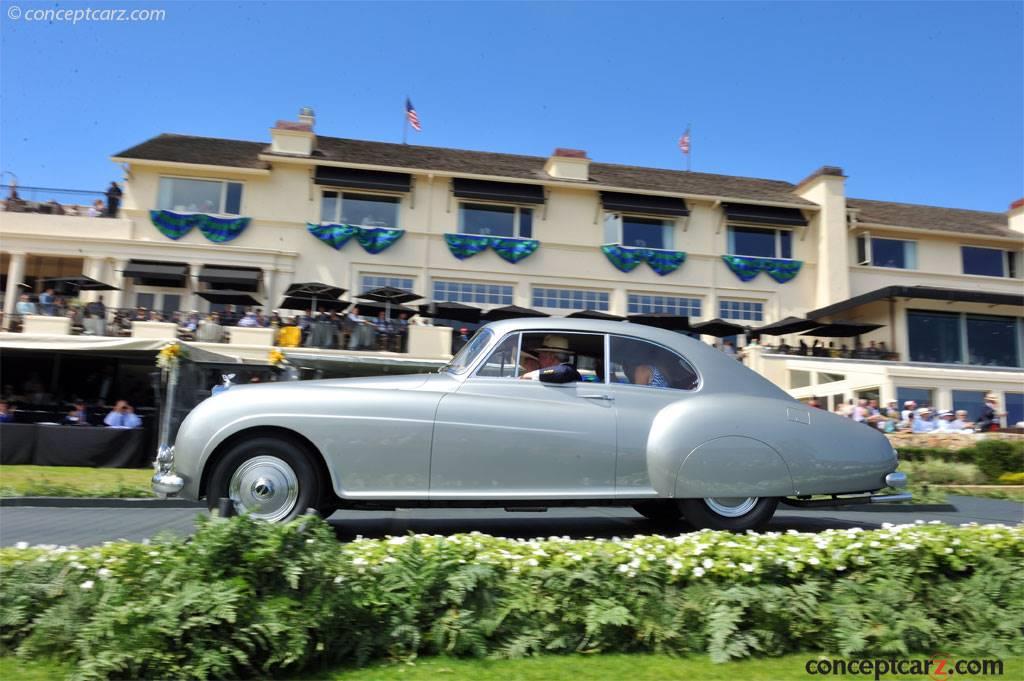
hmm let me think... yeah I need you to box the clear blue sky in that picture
[1,1,1021,211]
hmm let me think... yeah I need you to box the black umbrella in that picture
[750,316,820,336]
[42,275,120,292]
[567,309,626,321]
[800,321,885,337]
[626,313,691,332]
[282,282,346,316]
[418,301,483,324]
[357,286,423,320]
[481,305,550,321]
[279,297,352,313]
[354,301,418,319]
[196,290,263,307]
[691,318,747,337]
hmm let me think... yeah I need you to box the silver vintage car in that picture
[154,318,908,530]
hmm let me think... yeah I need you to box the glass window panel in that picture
[341,193,399,228]
[609,336,699,390]
[1006,393,1024,428]
[320,191,339,223]
[622,217,667,249]
[476,333,520,378]
[460,203,515,237]
[162,294,181,316]
[856,236,867,265]
[952,390,987,422]
[907,310,961,363]
[961,246,1006,277]
[158,177,224,214]
[896,387,933,408]
[966,314,1019,367]
[790,370,812,389]
[870,238,911,269]
[729,227,776,257]
[135,292,155,310]
[519,208,533,239]
[780,230,792,259]
[603,213,621,244]
[818,372,845,384]
[224,183,243,215]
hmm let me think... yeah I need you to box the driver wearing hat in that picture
[520,335,581,382]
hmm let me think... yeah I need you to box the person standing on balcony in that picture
[15,294,37,316]
[38,288,56,315]
[105,182,123,218]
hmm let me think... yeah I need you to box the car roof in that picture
[481,317,695,348]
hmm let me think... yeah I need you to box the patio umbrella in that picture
[282,282,346,316]
[357,286,424,321]
[196,290,263,307]
[417,301,483,324]
[354,301,418,319]
[749,316,820,336]
[800,321,884,337]
[42,275,120,292]
[567,309,626,321]
[278,297,351,313]
[626,313,691,332]
[481,305,550,321]
[691,318,747,337]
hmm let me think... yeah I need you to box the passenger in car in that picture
[520,335,581,382]
[633,364,669,387]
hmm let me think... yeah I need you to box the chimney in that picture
[544,148,590,181]
[1009,198,1024,235]
[270,107,316,156]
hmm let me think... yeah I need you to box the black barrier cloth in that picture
[2,424,148,468]
[0,423,38,464]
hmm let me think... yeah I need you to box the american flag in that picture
[406,98,422,132]
[678,128,691,155]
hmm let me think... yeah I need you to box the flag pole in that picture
[687,123,692,172]
[402,97,408,145]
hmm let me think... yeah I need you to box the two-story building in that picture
[2,107,1022,422]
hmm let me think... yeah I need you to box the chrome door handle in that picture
[580,394,614,401]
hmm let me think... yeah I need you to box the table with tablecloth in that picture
[0,423,149,468]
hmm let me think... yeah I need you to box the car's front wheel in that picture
[207,436,322,523]
[679,497,778,532]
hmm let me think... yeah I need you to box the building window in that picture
[603,214,674,249]
[818,372,845,384]
[952,390,987,422]
[360,275,414,293]
[856,235,917,269]
[459,203,533,238]
[1006,393,1024,428]
[907,309,1021,367]
[320,191,399,228]
[627,293,701,317]
[433,280,514,306]
[719,299,764,322]
[728,226,792,259]
[532,287,610,311]
[789,370,812,389]
[896,387,933,408]
[961,246,1016,278]
[158,177,243,215]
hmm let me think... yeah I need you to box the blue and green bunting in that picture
[444,233,540,264]
[307,223,405,254]
[150,210,251,243]
[721,255,803,283]
[601,244,687,276]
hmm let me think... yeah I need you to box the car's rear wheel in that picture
[632,500,684,525]
[679,497,778,532]
[207,436,321,523]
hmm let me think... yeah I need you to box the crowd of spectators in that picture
[804,393,1006,433]
[2,182,121,217]
[0,394,144,429]
[768,338,897,361]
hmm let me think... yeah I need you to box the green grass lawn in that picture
[5,654,1020,681]
[0,464,153,498]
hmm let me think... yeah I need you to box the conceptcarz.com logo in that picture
[804,654,1004,680]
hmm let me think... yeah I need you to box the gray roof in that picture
[113,133,814,206]
[848,198,1015,239]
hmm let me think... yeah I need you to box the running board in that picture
[504,506,549,512]
[781,492,912,508]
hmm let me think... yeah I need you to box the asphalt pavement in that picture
[1,496,1021,547]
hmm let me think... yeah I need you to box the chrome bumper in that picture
[885,471,907,488]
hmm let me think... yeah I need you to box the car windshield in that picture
[442,328,494,374]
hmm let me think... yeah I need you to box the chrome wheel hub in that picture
[228,455,299,522]
[704,496,758,518]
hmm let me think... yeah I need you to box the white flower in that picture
[692,566,705,577]
[80,580,95,590]
[740,563,755,573]
[808,557,820,565]
[97,568,112,579]
[333,575,344,583]
[526,558,539,567]
[617,564,630,573]
[944,547,954,554]
[14,542,28,550]
[702,558,714,569]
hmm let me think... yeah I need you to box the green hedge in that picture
[2,517,1022,680]
[895,440,1024,480]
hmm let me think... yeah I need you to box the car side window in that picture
[609,336,699,390]
[519,332,605,383]
[475,333,521,378]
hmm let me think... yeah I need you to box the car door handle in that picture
[580,393,614,401]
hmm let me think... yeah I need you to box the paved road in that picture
[1,496,1021,547]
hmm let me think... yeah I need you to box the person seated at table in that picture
[0,399,13,423]
[236,310,259,327]
[104,400,142,428]
[62,400,92,426]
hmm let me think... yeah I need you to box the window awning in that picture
[314,166,412,193]
[723,203,808,227]
[600,192,689,217]
[807,285,1024,319]
[121,260,189,287]
[452,178,545,205]
[198,266,262,289]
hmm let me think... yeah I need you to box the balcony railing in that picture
[762,345,901,362]
[2,184,111,217]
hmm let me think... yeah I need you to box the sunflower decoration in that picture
[268,347,289,368]
[156,341,188,371]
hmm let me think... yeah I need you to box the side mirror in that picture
[538,364,577,384]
